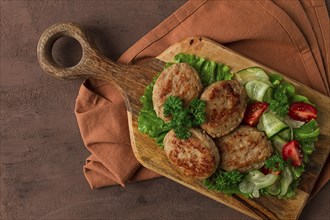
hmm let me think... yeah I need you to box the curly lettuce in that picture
[174,53,233,87]
[138,76,171,146]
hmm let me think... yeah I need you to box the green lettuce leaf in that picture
[269,74,283,87]
[292,165,305,179]
[300,141,315,155]
[138,74,171,147]
[293,119,320,142]
[138,110,171,146]
[174,53,232,87]
[290,94,313,105]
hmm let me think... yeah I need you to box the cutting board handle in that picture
[37,22,115,79]
[37,22,159,97]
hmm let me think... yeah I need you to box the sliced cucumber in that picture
[239,179,255,194]
[263,87,273,103]
[279,128,292,141]
[260,112,289,139]
[251,189,260,198]
[257,116,265,131]
[245,170,279,189]
[235,67,269,85]
[283,187,296,198]
[245,170,265,182]
[272,135,287,153]
[283,116,305,129]
[279,167,293,197]
[239,170,279,198]
[245,80,272,102]
[265,179,281,195]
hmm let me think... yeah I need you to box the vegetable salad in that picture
[138,53,320,199]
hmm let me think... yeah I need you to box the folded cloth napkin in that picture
[75,0,330,194]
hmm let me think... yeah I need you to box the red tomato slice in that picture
[289,102,317,122]
[282,140,303,167]
[243,102,269,126]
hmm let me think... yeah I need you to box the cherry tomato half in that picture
[289,102,317,122]
[282,140,303,167]
[243,102,269,126]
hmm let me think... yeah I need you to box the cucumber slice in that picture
[245,170,264,182]
[260,112,289,138]
[235,67,269,85]
[279,167,293,197]
[265,179,281,196]
[279,128,291,141]
[239,179,255,194]
[257,117,265,131]
[251,189,260,198]
[245,80,272,102]
[263,87,273,103]
[283,116,305,129]
[272,135,287,153]
[246,170,279,189]
[239,170,279,197]
[283,187,296,198]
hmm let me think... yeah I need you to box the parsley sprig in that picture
[203,170,244,195]
[266,75,296,118]
[264,155,288,172]
[163,96,206,139]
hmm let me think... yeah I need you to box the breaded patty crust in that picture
[153,63,203,121]
[164,128,220,180]
[200,80,247,138]
[215,126,273,172]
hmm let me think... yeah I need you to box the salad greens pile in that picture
[138,53,232,146]
[138,53,320,199]
[232,67,320,198]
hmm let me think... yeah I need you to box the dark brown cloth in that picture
[74,0,330,194]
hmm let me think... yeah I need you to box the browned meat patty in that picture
[200,80,247,138]
[215,126,273,172]
[164,128,220,180]
[153,63,203,121]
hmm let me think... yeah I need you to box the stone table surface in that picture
[1,1,329,219]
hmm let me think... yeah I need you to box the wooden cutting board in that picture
[147,37,330,220]
[38,23,330,220]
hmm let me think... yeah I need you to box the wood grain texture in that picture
[37,23,330,220]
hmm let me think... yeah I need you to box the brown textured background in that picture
[1,1,329,219]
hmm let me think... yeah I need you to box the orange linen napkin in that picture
[75,0,330,191]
